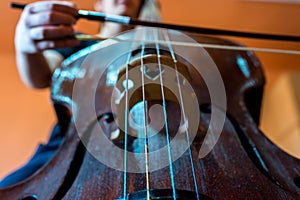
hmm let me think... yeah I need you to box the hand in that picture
[15,1,80,54]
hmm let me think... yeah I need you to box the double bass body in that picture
[0,29,300,199]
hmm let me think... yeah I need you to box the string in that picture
[140,29,151,200]
[123,46,135,200]
[153,28,177,199]
[76,34,300,55]
[162,29,200,200]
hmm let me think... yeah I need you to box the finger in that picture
[29,25,75,40]
[35,38,81,51]
[28,1,78,16]
[26,11,77,27]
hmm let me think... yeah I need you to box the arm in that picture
[15,1,80,89]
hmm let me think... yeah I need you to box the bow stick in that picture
[10,2,300,42]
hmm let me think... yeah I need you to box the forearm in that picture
[14,1,79,89]
[16,51,52,89]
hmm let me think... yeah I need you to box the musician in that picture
[0,0,160,188]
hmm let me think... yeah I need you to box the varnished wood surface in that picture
[0,33,299,199]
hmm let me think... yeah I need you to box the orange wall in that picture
[0,53,56,179]
[0,0,300,179]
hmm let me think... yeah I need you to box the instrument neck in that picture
[99,22,134,38]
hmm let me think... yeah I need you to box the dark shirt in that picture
[56,39,98,59]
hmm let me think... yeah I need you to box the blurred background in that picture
[0,0,300,180]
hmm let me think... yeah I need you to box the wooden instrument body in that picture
[0,32,300,200]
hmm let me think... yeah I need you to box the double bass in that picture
[1,2,300,199]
